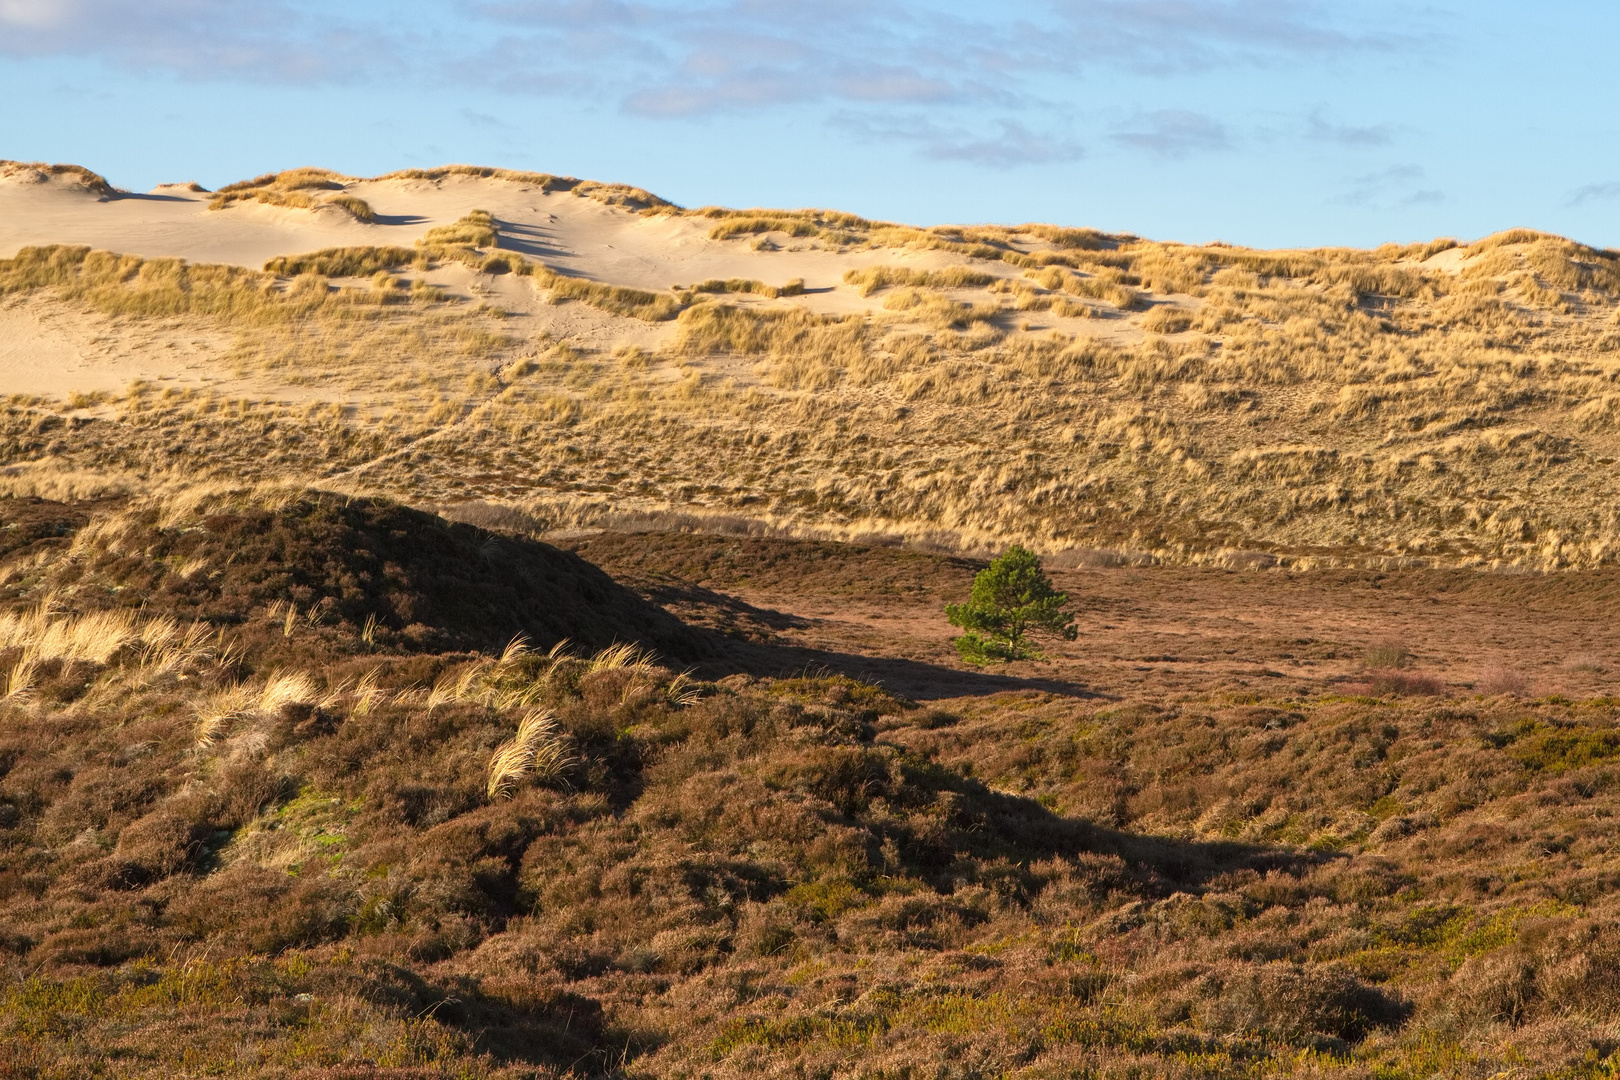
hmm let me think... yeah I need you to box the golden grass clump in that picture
[486,710,573,799]
[0,604,219,700]
[843,265,998,297]
[194,669,319,747]
[263,247,418,277]
[1139,305,1195,334]
[419,208,499,249]
[209,168,374,221]
[708,215,824,241]
[689,277,805,299]
[1023,265,1142,309]
[674,303,867,361]
[1022,223,1112,250]
[0,606,143,665]
[881,287,999,330]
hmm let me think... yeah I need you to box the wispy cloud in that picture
[0,0,404,82]
[0,0,1424,174]
[1,1,1415,106]
[832,112,1084,168]
[1040,0,1413,73]
[1112,110,1230,156]
[1568,181,1620,207]
[1336,164,1442,209]
[1305,111,1394,146]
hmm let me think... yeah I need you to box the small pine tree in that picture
[946,545,1077,664]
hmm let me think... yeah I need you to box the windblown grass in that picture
[485,709,572,799]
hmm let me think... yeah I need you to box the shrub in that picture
[1363,671,1445,697]
[1478,665,1532,696]
[1363,640,1413,670]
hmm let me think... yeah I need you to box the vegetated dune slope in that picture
[4,160,1620,568]
[6,488,1620,1077]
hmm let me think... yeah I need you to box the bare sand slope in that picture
[0,165,1147,399]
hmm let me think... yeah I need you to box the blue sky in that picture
[2,1,1617,249]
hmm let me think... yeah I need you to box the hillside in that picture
[6,160,1620,1075]
[4,161,1620,568]
[3,490,1620,1078]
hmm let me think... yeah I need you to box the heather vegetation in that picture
[2,490,1620,1078]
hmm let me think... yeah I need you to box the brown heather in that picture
[0,492,1619,1077]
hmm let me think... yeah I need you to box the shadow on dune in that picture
[494,219,575,260]
[368,211,429,227]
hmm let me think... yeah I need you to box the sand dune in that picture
[0,164,1135,400]
[0,168,993,302]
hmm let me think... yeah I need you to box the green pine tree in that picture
[946,545,1077,664]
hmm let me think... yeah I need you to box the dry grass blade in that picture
[664,671,704,708]
[193,683,256,747]
[486,710,573,800]
[4,648,39,700]
[0,607,142,666]
[498,635,532,667]
[351,666,385,715]
[139,619,215,680]
[194,670,319,747]
[588,642,655,674]
[259,670,319,713]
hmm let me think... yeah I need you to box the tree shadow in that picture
[703,634,1100,701]
[964,784,1341,887]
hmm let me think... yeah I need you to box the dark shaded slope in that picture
[565,530,979,602]
[1,494,707,660]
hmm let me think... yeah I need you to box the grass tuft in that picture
[486,709,573,799]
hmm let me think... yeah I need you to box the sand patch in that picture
[0,299,233,398]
